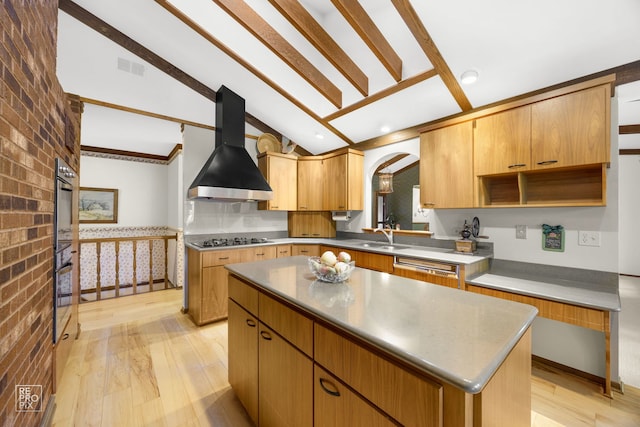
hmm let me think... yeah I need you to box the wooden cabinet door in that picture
[228,300,259,425]
[258,153,297,210]
[288,212,336,238]
[297,157,324,210]
[474,106,532,175]
[275,244,291,258]
[314,365,395,427]
[420,122,474,208]
[531,85,610,169]
[259,324,313,427]
[323,154,347,210]
[200,266,228,323]
[322,150,364,211]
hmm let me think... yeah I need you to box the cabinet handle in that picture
[312,234,320,236]
[299,206,308,210]
[319,378,341,397]
[536,159,558,166]
[300,250,308,253]
[507,163,527,169]
[218,257,229,260]
[246,319,256,327]
[62,333,69,340]
[272,205,279,209]
[256,253,264,256]
[260,331,272,341]
[338,206,345,209]
[302,233,309,236]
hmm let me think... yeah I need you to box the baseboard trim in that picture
[40,395,55,427]
[532,355,624,394]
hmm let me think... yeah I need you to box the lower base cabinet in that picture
[258,324,312,427]
[314,365,396,427]
[228,300,259,425]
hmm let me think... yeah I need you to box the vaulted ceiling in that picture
[56,0,640,160]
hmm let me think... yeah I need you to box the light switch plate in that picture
[516,225,527,239]
[578,230,600,247]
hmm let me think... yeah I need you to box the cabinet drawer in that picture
[229,275,259,316]
[314,324,443,427]
[275,244,291,258]
[240,246,277,262]
[259,293,313,357]
[202,249,241,267]
[292,244,320,257]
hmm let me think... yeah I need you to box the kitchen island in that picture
[226,256,537,427]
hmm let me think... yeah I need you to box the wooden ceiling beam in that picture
[390,0,472,112]
[331,0,402,82]
[620,124,640,134]
[213,0,342,108]
[324,69,437,122]
[268,0,369,97]
[374,153,410,174]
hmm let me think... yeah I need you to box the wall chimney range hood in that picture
[188,86,273,202]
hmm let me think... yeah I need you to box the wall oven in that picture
[54,158,76,343]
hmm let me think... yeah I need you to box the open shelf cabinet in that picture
[477,164,607,208]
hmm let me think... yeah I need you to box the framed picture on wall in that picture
[79,187,118,223]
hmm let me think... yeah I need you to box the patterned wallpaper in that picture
[79,226,184,292]
[372,165,419,230]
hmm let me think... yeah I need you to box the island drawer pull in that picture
[246,319,256,327]
[319,378,340,397]
[260,331,272,341]
[218,256,229,260]
[300,250,309,253]
[508,163,527,169]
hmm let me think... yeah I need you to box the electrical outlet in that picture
[578,230,600,247]
[515,225,527,239]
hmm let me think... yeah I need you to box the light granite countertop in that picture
[466,260,621,312]
[186,236,491,266]
[225,256,538,394]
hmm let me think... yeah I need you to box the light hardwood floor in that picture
[53,289,640,427]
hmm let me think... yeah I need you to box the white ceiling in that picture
[56,0,640,156]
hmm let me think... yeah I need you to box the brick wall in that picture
[1,2,80,426]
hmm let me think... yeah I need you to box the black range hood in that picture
[187,86,273,202]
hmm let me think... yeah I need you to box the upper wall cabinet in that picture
[474,105,532,175]
[531,84,611,169]
[322,149,364,211]
[420,121,474,209]
[258,152,297,211]
[297,156,324,211]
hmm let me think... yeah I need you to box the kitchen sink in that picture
[358,242,410,250]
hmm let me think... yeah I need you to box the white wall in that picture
[619,154,640,275]
[167,153,183,230]
[181,124,288,235]
[80,155,169,227]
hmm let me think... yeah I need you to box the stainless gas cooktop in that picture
[191,237,272,248]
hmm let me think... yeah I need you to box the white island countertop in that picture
[225,256,537,394]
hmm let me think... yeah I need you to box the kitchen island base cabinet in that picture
[228,272,532,427]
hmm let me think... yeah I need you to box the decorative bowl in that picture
[308,256,355,283]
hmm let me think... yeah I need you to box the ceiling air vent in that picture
[117,57,145,77]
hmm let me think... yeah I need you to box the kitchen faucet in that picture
[373,226,394,244]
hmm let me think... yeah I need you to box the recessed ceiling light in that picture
[460,69,479,85]
[315,132,324,140]
[380,125,390,133]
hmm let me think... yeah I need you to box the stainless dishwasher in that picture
[393,256,460,289]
